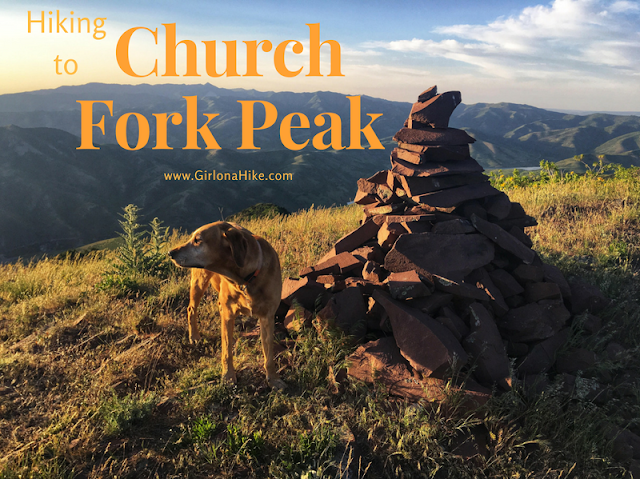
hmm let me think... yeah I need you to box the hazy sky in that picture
[2,0,639,111]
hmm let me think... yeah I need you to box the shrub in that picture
[96,204,171,293]
[490,161,635,191]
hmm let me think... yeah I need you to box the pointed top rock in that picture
[418,86,438,102]
[410,91,462,128]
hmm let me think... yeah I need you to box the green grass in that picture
[0,186,639,478]
[492,162,640,265]
[100,391,159,436]
[190,415,218,444]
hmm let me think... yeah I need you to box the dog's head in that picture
[168,222,250,273]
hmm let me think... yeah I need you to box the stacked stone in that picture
[280,86,608,404]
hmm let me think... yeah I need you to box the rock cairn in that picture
[280,86,608,405]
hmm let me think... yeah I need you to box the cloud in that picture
[610,0,640,12]
[340,47,383,58]
[366,0,640,80]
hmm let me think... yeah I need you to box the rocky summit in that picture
[280,86,608,405]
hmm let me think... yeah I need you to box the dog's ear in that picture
[223,228,248,268]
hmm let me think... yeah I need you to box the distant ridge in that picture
[549,108,640,116]
[1,83,639,167]
[0,124,390,260]
[1,84,639,258]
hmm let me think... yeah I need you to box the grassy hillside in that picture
[451,103,640,168]
[1,172,640,478]
[595,131,640,155]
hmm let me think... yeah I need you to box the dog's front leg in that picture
[187,269,213,343]
[220,302,238,385]
[259,315,286,389]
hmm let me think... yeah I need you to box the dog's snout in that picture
[168,248,177,258]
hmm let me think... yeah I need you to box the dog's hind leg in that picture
[187,269,214,343]
[259,313,286,390]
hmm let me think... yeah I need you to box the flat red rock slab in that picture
[333,287,368,334]
[300,251,362,279]
[498,301,571,343]
[333,220,381,255]
[410,91,462,128]
[494,216,538,229]
[417,85,438,102]
[393,146,469,165]
[315,274,342,284]
[509,226,533,247]
[401,221,432,234]
[281,277,328,310]
[467,268,509,316]
[393,127,476,146]
[365,170,393,186]
[348,337,432,402]
[348,337,466,403]
[386,270,431,300]
[506,202,526,218]
[384,232,495,284]
[437,306,470,339]
[525,282,562,303]
[358,178,395,200]
[411,183,501,208]
[398,171,489,196]
[470,214,537,265]
[568,278,609,314]
[398,142,470,160]
[493,202,538,229]
[344,278,387,296]
[488,269,524,298]
[362,261,384,283]
[432,275,490,301]
[356,177,379,195]
[350,244,385,263]
[543,264,572,300]
[406,205,459,215]
[407,292,453,315]
[372,214,435,225]
[321,221,381,261]
[354,190,378,205]
[391,156,484,177]
[512,264,545,283]
[485,193,512,220]
[373,291,468,376]
[377,222,406,250]
[517,328,570,375]
[431,219,476,235]
[462,303,512,390]
[365,203,404,216]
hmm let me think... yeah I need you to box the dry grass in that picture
[232,204,361,278]
[510,176,640,264]
[0,192,638,478]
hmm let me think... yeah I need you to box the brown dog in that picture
[168,221,285,389]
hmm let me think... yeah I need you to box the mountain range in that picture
[1,83,639,260]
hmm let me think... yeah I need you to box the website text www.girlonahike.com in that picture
[164,170,293,181]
